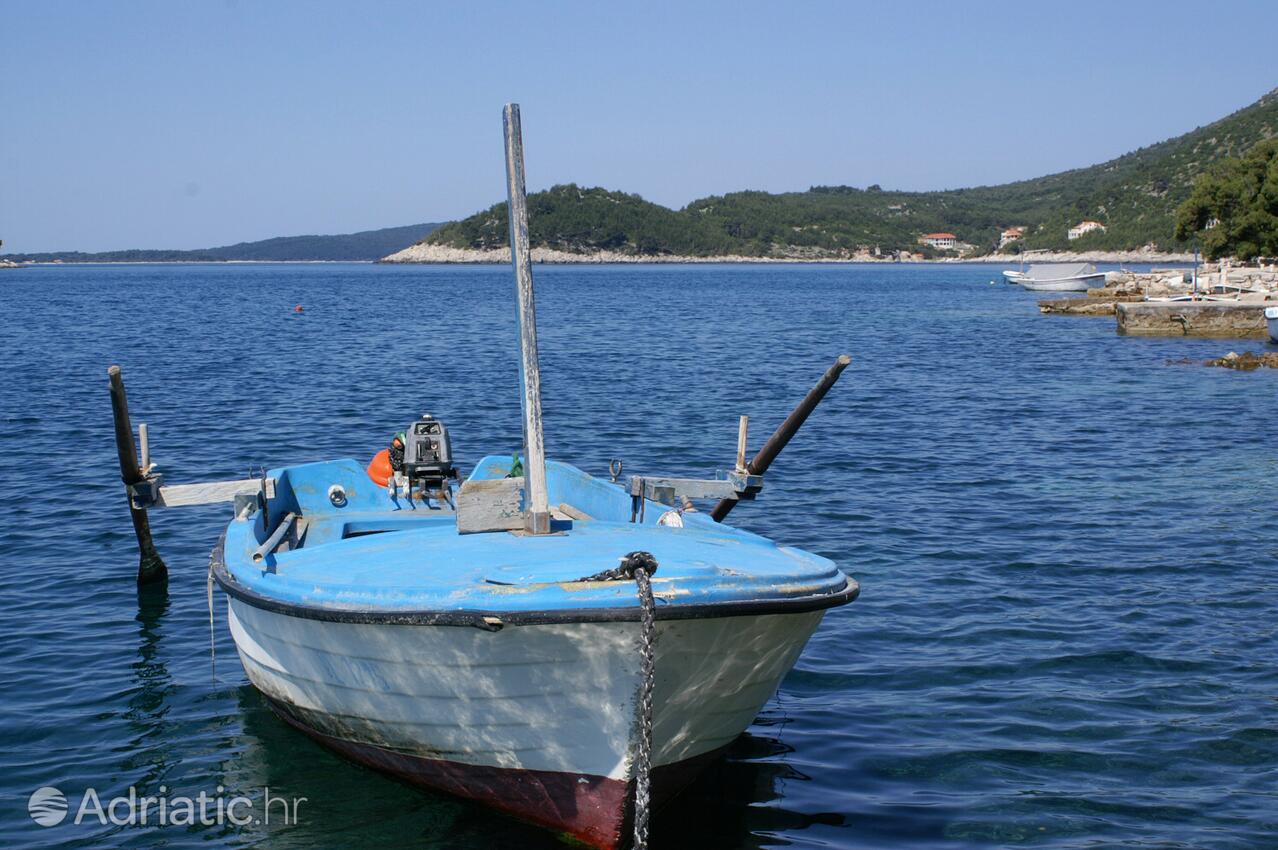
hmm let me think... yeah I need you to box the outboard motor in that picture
[401,414,458,494]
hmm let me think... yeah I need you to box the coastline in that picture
[3,247,1197,267]
[379,244,1196,265]
[4,259,378,266]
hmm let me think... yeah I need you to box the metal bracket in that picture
[130,475,277,510]
[725,470,764,500]
[628,471,764,508]
[129,473,165,510]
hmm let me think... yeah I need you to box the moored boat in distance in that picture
[1008,263,1107,292]
[1266,305,1278,342]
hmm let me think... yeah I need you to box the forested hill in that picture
[424,88,1278,257]
[3,223,440,263]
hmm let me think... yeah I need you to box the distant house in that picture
[999,227,1024,248]
[1068,220,1106,240]
[921,232,957,250]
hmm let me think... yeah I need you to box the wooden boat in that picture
[211,456,855,848]
[105,104,858,850]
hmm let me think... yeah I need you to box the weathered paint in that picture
[266,693,728,850]
[231,601,824,847]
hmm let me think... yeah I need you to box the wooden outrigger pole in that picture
[710,354,851,523]
[108,366,281,579]
[108,366,168,585]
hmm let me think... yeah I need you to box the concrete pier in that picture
[1039,296,1143,316]
[1115,302,1271,338]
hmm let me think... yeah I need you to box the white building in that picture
[1068,220,1106,240]
[922,232,957,250]
[999,227,1024,248]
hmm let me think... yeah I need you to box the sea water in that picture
[0,262,1274,848]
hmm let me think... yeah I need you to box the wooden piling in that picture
[108,366,168,584]
[711,355,851,523]
[502,103,551,535]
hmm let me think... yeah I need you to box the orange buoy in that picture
[367,448,392,486]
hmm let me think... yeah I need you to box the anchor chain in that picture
[574,551,658,850]
[631,559,656,850]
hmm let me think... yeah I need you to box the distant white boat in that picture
[1007,263,1107,292]
[1144,294,1236,303]
[1266,306,1278,343]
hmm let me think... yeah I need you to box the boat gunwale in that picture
[210,534,859,629]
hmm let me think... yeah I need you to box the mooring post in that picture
[711,355,851,523]
[502,103,551,535]
[108,365,168,584]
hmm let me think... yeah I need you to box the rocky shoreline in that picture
[1036,262,1278,342]
[380,243,1196,264]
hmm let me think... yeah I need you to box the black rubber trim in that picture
[210,534,859,629]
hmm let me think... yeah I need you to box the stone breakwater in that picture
[982,248,1195,264]
[1038,263,1278,341]
[380,243,1197,265]
[1101,263,1278,299]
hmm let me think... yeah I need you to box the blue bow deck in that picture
[216,455,856,621]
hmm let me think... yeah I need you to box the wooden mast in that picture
[502,103,551,535]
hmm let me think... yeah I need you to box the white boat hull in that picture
[1015,274,1107,292]
[1266,306,1278,343]
[226,597,824,846]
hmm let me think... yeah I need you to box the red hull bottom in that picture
[265,695,725,849]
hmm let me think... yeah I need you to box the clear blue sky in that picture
[3,0,1276,252]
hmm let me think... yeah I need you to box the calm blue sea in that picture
[1,262,1275,849]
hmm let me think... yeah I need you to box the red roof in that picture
[925,232,956,239]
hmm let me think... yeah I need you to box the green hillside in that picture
[3,223,440,263]
[425,88,1278,257]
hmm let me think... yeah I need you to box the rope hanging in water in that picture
[574,551,658,850]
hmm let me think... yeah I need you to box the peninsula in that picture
[3,223,441,264]
[384,87,1278,264]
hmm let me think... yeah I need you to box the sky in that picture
[3,0,1277,253]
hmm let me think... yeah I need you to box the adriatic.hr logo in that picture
[26,784,306,828]
[27,787,68,826]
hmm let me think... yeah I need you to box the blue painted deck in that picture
[221,455,850,614]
